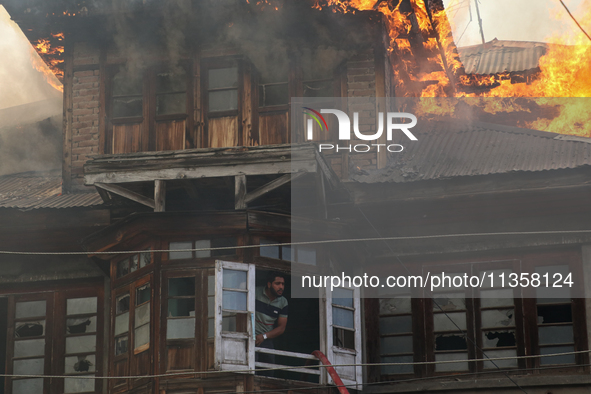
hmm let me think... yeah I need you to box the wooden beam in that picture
[95,187,111,204]
[61,39,74,193]
[154,180,166,212]
[235,175,247,210]
[95,183,155,209]
[244,172,305,205]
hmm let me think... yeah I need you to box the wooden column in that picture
[61,39,74,193]
[155,180,166,212]
[235,175,247,210]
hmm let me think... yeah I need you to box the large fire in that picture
[31,32,64,92]
[314,0,591,136]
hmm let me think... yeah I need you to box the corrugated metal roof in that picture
[458,39,548,74]
[0,170,103,209]
[351,122,591,184]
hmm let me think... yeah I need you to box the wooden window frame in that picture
[104,62,194,154]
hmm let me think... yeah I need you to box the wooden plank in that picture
[62,39,74,192]
[259,112,288,145]
[113,123,142,154]
[235,175,247,210]
[155,119,186,151]
[96,186,112,203]
[255,347,318,360]
[255,362,320,375]
[244,172,305,205]
[155,180,166,212]
[85,161,315,185]
[209,116,239,148]
[95,182,155,209]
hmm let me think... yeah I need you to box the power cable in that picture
[559,0,591,42]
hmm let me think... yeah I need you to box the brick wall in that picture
[66,42,101,192]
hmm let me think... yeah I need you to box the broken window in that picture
[379,292,414,375]
[64,296,98,393]
[535,265,576,365]
[167,277,196,339]
[115,250,152,279]
[115,294,130,356]
[259,238,316,265]
[134,284,151,352]
[432,289,468,372]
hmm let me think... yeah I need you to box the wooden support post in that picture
[95,183,155,209]
[155,180,166,212]
[235,175,247,210]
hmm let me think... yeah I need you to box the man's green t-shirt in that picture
[255,286,288,335]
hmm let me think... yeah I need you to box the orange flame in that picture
[31,33,65,92]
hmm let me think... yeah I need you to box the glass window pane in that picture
[380,335,413,354]
[195,239,211,258]
[157,92,186,115]
[433,293,466,311]
[483,330,516,348]
[15,321,45,338]
[15,301,46,319]
[433,312,467,331]
[223,270,247,290]
[167,318,195,339]
[168,299,195,317]
[136,284,150,305]
[381,355,413,375]
[116,294,130,314]
[130,255,138,272]
[435,352,469,372]
[134,324,150,349]
[259,83,288,107]
[13,358,44,375]
[535,265,572,300]
[538,325,574,345]
[209,68,238,89]
[67,297,98,316]
[116,259,129,278]
[65,355,96,373]
[435,333,467,350]
[211,238,237,257]
[139,251,151,268]
[207,275,215,297]
[482,349,518,369]
[297,247,316,265]
[66,335,96,354]
[135,303,150,326]
[209,90,238,112]
[12,378,43,393]
[481,309,515,328]
[169,242,192,260]
[480,289,514,307]
[115,336,128,356]
[207,297,214,318]
[380,315,412,335]
[303,80,333,98]
[156,70,186,93]
[113,97,143,118]
[260,239,279,259]
[222,290,247,311]
[332,306,354,329]
[64,377,95,393]
[66,317,97,334]
[14,339,45,357]
[537,304,572,324]
[208,318,214,338]
[168,278,195,297]
[115,312,129,336]
[113,71,142,96]
[540,345,575,365]
[380,297,411,315]
[281,245,292,261]
[332,288,353,308]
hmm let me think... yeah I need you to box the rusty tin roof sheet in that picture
[0,170,103,209]
[351,121,591,184]
[458,39,548,74]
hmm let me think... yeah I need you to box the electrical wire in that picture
[1,229,591,255]
[559,0,591,42]
[1,348,589,380]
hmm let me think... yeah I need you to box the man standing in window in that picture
[255,272,288,372]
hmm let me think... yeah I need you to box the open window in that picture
[213,260,255,372]
[322,285,363,389]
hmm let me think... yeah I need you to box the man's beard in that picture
[269,286,282,297]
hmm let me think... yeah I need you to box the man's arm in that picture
[255,316,287,345]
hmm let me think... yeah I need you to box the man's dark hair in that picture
[267,271,285,285]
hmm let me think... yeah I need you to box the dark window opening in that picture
[435,334,467,351]
[112,68,143,118]
[259,83,288,107]
[208,67,238,113]
[156,69,187,115]
[537,304,573,324]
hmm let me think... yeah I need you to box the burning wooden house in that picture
[1,1,591,394]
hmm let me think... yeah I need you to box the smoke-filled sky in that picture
[0,6,61,111]
[443,0,589,47]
